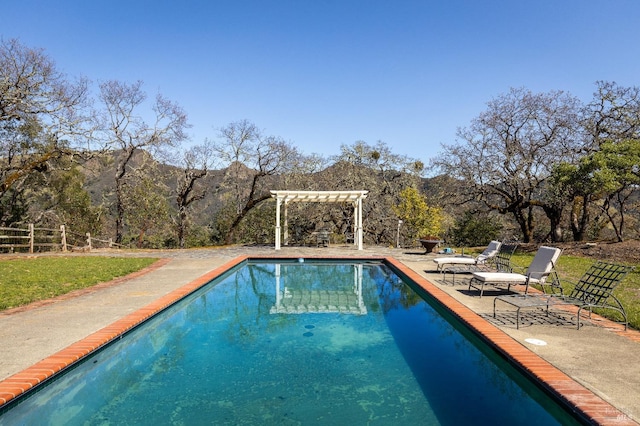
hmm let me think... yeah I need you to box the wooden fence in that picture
[0,225,121,253]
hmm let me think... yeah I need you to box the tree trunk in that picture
[224,193,271,245]
[570,195,590,242]
[543,205,563,242]
[177,206,187,249]
[114,147,135,244]
[137,228,146,248]
[603,193,625,242]
[115,181,125,244]
[512,208,533,243]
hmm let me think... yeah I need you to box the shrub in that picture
[450,211,502,247]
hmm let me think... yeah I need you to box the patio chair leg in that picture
[577,307,584,329]
[469,277,485,297]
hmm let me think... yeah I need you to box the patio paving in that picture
[0,244,638,423]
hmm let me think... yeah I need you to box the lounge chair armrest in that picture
[523,269,563,295]
[544,276,575,297]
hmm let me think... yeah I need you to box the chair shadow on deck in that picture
[480,310,580,329]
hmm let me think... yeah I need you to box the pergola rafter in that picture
[270,190,369,250]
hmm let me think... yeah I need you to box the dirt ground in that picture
[518,239,640,264]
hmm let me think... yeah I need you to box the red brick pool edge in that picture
[0,255,636,425]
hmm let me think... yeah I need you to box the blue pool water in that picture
[0,260,579,425]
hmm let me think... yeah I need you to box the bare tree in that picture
[122,157,172,248]
[575,81,640,240]
[96,80,189,243]
[323,141,423,245]
[583,81,640,147]
[433,88,582,242]
[213,120,303,244]
[174,141,217,248]
[216,119,261,215]
[550,82,640,241]
[0,38,89,224]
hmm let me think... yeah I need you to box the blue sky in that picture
[2,1,639,167]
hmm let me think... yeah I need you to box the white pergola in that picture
[270,190,369,250]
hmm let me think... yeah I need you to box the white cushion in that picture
[433,257,477,266]
[472,272,528,283]
[433,240,502,266]
[479,240,501,259]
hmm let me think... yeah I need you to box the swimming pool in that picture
[0,259,583,424]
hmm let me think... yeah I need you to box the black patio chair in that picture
[316,230,330,247]
[494,260,635,330]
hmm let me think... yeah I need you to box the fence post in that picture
[60,225,67,252]
[86,232,92,251]
[29,223,34,254]
[109,238,113,248]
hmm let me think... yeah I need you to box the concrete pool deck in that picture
[0,245,638,424]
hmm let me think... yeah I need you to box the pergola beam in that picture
[271,190,368,250]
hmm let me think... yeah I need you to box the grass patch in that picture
[0,256,158,310]
[509,252,640,330]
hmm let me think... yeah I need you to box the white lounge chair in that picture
[442,242,517,284]
[433,240,501,272]
[468,246,562,297]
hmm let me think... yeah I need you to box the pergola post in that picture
[356,197,363,249]
[283,201,289,246]
[275,197,281,250]
[351,202,357,247]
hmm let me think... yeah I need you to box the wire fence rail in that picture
[0,225,122,253]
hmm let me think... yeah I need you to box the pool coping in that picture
[0,255,636,425]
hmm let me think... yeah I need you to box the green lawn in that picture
[0,256,158,310]
[509,252,640,330]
